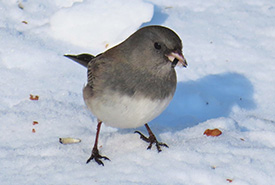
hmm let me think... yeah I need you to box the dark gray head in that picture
[115,25,187,71]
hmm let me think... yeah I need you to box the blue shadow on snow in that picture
[140,5,168,27]
[151,72,256,131]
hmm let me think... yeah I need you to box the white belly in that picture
[84,91,173,128]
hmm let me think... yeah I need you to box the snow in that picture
[1,0,275,184]
[50,0,153,51]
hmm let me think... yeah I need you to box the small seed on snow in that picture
[59,137,81,144]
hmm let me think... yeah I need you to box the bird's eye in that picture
[154,42,161,50]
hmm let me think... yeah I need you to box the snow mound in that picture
[49,0,154,52]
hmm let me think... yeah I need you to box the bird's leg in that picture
[135,123,168,152]
[86,121,110,166]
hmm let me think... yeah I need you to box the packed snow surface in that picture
[1,0,275,184]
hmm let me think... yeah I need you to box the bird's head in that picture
[123,25,187,69]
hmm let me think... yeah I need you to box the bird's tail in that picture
[64,53,95,68]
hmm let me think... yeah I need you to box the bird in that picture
[64,25,187,166]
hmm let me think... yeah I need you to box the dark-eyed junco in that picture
[65,25,187,165]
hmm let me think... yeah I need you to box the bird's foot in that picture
[135,131,169,152]
[86,147,110,166]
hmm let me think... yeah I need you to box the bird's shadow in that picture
[147,72,256,133]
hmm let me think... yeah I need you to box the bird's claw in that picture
[134,131,168,152]
[86,147,110,166]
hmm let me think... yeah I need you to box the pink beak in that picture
[166,52,187,67]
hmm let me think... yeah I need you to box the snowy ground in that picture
[1,0,275,184]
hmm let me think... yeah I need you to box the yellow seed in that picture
[59,137,81,144]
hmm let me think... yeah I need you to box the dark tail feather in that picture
[64,53,95,68]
